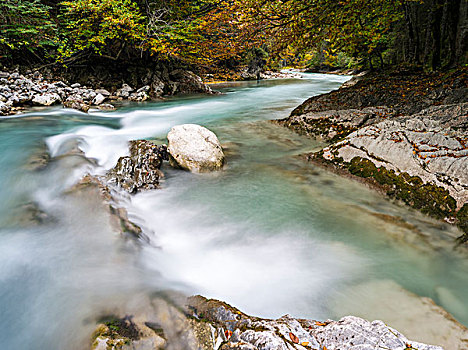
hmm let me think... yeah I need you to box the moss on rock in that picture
[347,157,457,220]
[456,204,468,244]
[91,316,141,349]
[313,154,467,240]
[276,116,357,143]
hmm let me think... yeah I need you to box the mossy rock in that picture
[101,316,140,340]
[346,157,457,221]
[91,316,141,349]
[456,203,468,243]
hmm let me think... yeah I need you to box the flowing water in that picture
[0,74,467,349]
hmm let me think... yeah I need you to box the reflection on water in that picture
[0,74,466,349]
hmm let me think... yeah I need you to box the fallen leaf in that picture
[289,332,299,344]
[301,341,309,346]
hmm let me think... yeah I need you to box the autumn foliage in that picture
[0,0,466,70]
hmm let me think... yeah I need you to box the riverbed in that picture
[0,74,466,349]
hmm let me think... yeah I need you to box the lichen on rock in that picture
[107,140,168,193]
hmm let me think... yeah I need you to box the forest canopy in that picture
[0,0,466,71]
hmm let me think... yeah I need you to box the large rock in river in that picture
[107,140,168,193]
[167,124,225,172]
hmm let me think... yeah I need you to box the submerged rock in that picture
[3,201,53,228]
[24,142,51,171]
[331,279,468,349]
[107,140,168,193]
[69,174,143,238]
[167,124,225,172]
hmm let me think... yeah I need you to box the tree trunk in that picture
[455,0,468,65]
[403,3,420,63]
[368,56,374,70]
[431,0,444,70]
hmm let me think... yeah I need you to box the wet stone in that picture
[107,140,168,193]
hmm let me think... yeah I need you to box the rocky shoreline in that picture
[0,67,305,116]
[90,294,456,350]
[54,129,464,350]
[277,67,468,243]
[0,69,213,116]
[18,72,468,349]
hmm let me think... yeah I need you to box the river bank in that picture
[0,69,213,116]
[277,67,468,243]
[2,74,468,349]
[73,133,466,350]
[0,67,304,116]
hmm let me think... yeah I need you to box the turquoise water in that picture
[0,74,466,349]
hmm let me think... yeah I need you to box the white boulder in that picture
[0,101,11,115]
[32,93,61,106]
[92,93,106,105]
[116,83,134,98]
[167,124,225,172]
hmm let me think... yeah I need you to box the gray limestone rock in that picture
[278,106,396,141]
[89,295,449,350]
[92,93,106,105]
[107,140,168,193]
[321,103,468,207]
[116,83,134,98]
[129,91,149,102]
[32,92,61,106]
[151,76,165,97]
[0,101,11,115]
[167,124,225,172]
[96,103,115,110]
[63,97,90,112]
[169,70,213,95]
[95,88,111,96]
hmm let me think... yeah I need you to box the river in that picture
[0,74,466,349]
